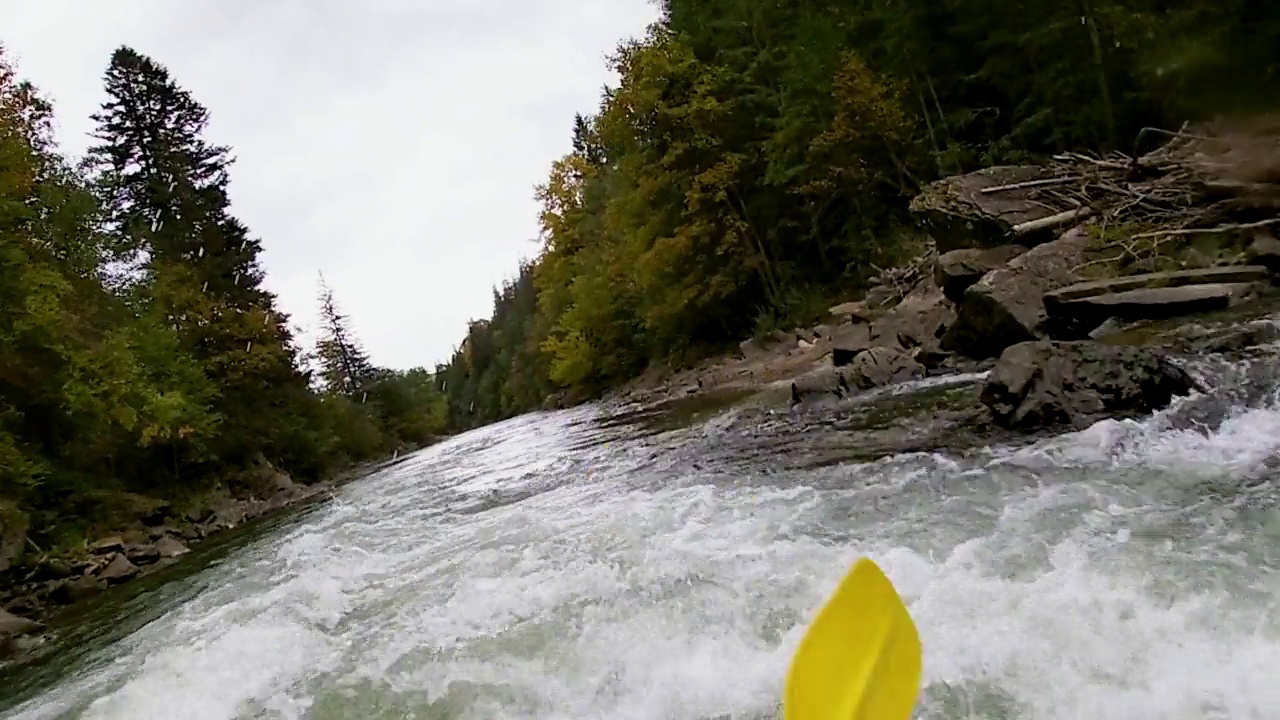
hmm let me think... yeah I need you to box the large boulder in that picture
[980,341,1199,431]
[934,245,1028,302]
[941,226,1091,359]
[843,346,925,390]
[910,165,1082,252]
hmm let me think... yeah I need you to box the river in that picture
[2,351,1279,719]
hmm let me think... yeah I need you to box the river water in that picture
[2,353,1280,719]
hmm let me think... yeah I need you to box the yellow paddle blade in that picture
[784,557,922,720]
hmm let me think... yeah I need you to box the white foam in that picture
[5,381,1280,719]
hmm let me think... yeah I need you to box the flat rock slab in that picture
[1051,282,1260,324]
[1045,265,1272,305]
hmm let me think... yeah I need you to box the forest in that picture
[1,46,446,555]
[437,0,1280,430]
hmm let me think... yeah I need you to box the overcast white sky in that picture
[2,0,658,369]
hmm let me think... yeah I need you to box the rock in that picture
[934,245,1028,302]
[154,535,189,559]
[791,368,850,406]
[912,346,953,370]
[829,322,872,365]
[96,554,140,584]
[1087,317,1126,340]
[1245,230,1280,273]
[843,346,925,390]
[209,498,247,529]
[0,608,42,638]
[49,575,102,605]
[910,165,1069,252]
[1046,282,1264,336]
[980,341,1199,431]
[184,506,214,524]
[124,542,162,565]
[1045,266,1272,305]
[90,536,125,555]
[942,226,1090,358]
[0,502,28,574]
[868,279,956,351]
[1187,320,1280,355]
[248,453,296,496]
[810,323,837,342]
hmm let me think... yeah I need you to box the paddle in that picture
[784,557,922,720]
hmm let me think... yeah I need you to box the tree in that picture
[313,275,375,397]
[86,46,319,466]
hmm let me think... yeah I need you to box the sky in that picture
[2,0,659,370]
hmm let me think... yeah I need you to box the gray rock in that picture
[124,542,162,565]
[942,226,1090,358]
[0,608,43,638]
[154,535,189,559]
[868,279,955,351]
[829,322,872,366]
[96,554,140,584]
[791,368,850,406]
[934,245,1028,302]
[1187,320,1280,355]
[980,341,1199,431]
[1045,265,1272,304]
[844,346,925,390]
[1047,282,1263,336]
[810,323,837,342]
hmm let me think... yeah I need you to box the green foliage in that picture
[0,45,448,555]
[435,0,1280,424]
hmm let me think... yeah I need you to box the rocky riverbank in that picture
[0,451,414,659]
[609,120,1280,436]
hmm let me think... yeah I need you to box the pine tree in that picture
[86,46,266,306]
[314,275,376,397]
[86,46,316,464]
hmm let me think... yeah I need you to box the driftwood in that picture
[912,117,1280,264]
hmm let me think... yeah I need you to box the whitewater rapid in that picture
[3,369,1279,719]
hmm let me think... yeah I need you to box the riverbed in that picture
[2,350,1279,719]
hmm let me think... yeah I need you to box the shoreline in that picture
[0,449,418,661]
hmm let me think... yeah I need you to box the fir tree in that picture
[86,46,266,306]
[314,275,376,397]
[86,46,313,463]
